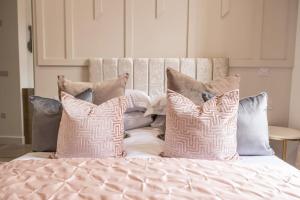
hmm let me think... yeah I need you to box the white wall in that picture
[290,2,300,129]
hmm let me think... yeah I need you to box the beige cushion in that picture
[57,73,129,105]
[166,68,240,105]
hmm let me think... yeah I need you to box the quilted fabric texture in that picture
[167,68,240,105]
[164,90,239,160]
[1,158,300,200]
[56,92,127,158]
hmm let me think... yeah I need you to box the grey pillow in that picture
[124,111,153,131]
[202,91,274,156]
[30,89,92,152]
[237,92,274,156]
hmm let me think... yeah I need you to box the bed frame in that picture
[89,58,229,98]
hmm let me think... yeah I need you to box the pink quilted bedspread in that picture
[0,158,299,200]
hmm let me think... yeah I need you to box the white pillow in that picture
[124,111,153,131]
[144,95,166,116]
[125,89,151,113]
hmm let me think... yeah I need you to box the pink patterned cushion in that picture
[56,92,127,158]
[164,90,239,160]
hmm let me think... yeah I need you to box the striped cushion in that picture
[56,92,127,158]
[163,90,239,160]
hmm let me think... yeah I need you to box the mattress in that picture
[15,127,298,173]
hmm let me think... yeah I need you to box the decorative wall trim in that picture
[260,0,288,60]
[221,0,230,17]
[35,0,46,65]
[125,0,133,57]
[65,0,73,60]
[33,0,297,68]
[0,136,24,144]
[186,0,190,57]
[155,0,166,19]
[230,59,294,68]
[94,0,103,20]
[252,0,264,61]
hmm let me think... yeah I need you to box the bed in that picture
[5,127,299,199]
[1,58,299,199]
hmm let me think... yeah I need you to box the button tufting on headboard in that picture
[89,58,229,98]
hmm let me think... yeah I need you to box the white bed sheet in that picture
[15,127,298,172]
[16,127,164,160]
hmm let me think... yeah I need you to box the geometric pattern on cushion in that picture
[56,92,127,158]
[163,89,240,160]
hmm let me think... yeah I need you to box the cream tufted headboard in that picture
[89,58,229,98]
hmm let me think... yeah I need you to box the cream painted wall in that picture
[230,67,292,126]
[289,0,300,167]
[290,2,300,130]
[0,0,24,143]
[0,0,33,144]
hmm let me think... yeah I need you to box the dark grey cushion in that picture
[202,91,215,102]
[30,89,92,152]
[202,91,274,156]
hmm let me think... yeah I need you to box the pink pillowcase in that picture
[56,92,127,158]
[163,89,239,160]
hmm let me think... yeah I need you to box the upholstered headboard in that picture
[89,58,229,98]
